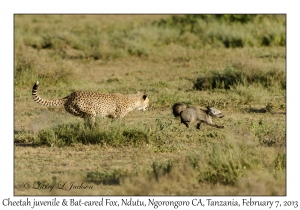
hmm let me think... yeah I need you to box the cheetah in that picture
[32,81,149,126]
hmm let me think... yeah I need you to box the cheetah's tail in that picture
[32,81,67,106]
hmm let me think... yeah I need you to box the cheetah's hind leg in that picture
[82,114,96,128]
[64,106,94,128]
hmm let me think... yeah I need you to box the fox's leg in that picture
[182,122,189,128]
[216,124,224,129]
[206,122,224,129]
[205,118,224,129]
[196,122,201,129]
[181,119,190,128]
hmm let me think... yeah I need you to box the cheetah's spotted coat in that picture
[32,81,149,125]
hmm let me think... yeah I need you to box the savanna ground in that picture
[14,14,286,195]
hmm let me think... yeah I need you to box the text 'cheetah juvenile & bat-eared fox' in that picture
[32,81,149,126]
[172,102,224,130]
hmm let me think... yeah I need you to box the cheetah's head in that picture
[135,93,149,111]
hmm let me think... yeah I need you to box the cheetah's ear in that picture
[143,94,148,100]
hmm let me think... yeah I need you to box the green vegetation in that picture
[14,14,286,195]
[36,121,150,147]
[194,63,285,90]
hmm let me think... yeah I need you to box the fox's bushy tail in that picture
[172,102,187,117]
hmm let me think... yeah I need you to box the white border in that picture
[2,1,299,209]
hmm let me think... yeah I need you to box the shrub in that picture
[153,14,285,49]
[194,64,286,90]
[35,122,150,147]
[86,169,130,185]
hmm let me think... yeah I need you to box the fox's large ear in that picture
[143,94,148,100]
[206,106,211,110]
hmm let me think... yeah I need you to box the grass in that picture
[194,62,285,90]
[35,120,150,147]
[14,14,286,195]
